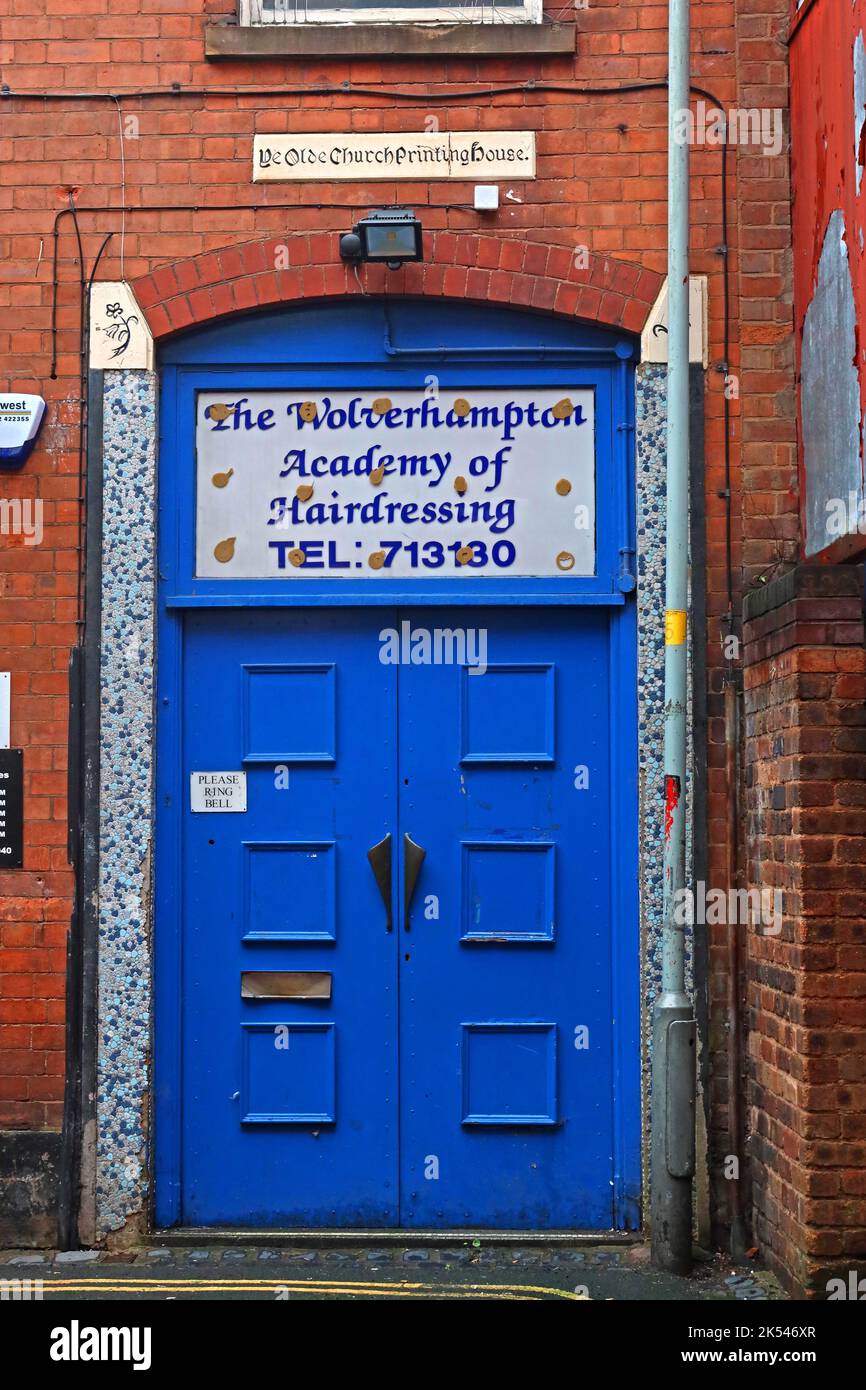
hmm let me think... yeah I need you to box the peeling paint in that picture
[802,209,863,554]
[856,31,866,197]
[791,1,866,560]
[664,775,681,843]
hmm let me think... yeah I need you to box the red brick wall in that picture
[736,0,797,589]
[129,235,663,335]
[743,563,866,1297]
[0,0,799,1256]
[701,0,796,1244]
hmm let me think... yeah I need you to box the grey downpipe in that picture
[650,0,696,1274]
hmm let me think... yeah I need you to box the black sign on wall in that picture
[0,748,24,869]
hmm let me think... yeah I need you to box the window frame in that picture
[239,0,543,27]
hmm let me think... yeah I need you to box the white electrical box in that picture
[473,185,499,212]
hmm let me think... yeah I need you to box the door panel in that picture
[179,608,399,1226]
[398,607,615,1228]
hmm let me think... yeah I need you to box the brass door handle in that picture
[403,833,426,932]
[367,832,392,932]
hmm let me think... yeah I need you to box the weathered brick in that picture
[744,562,866,1297]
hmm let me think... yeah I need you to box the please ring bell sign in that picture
[190,771,247,812]
[195,388,595,579]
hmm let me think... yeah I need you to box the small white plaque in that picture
[641,275,708,367]
[89,281,154,371]
[190,771,247,812]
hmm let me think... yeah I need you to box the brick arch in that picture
[131,232,663,341]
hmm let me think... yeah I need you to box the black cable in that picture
[79,233,113,638]
[4,78,727,105]
[65,194,87,632]
[86,232,114,297]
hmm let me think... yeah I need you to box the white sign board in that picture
[253,132,536,182]
[0,673,9,749]
[190,771,247,812]
[195,388,595,580]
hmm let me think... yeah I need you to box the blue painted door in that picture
[180,608,399,1226]
[156,298,639,1231]
[177,603,622,1228]
[398,607,615,1228]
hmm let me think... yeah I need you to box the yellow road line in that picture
[44,1286,540,1299]
[41,1277,582,1300]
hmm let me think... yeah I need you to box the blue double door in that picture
[178,603,623,1229]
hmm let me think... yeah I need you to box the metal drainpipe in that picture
[725,673,747,1258]
[650,0,696,1273]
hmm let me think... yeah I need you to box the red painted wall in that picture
[790,0,866,561]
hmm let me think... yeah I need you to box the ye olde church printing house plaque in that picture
[253,131,536,182]
[195,389,596,579]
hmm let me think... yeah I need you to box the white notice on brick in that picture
[190,771,247,812]
[253,132,536,182]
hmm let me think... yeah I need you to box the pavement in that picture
[0,1242,786,1301]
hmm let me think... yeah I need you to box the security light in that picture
[340,208,424,271]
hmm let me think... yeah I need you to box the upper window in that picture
[241,0,542,24]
